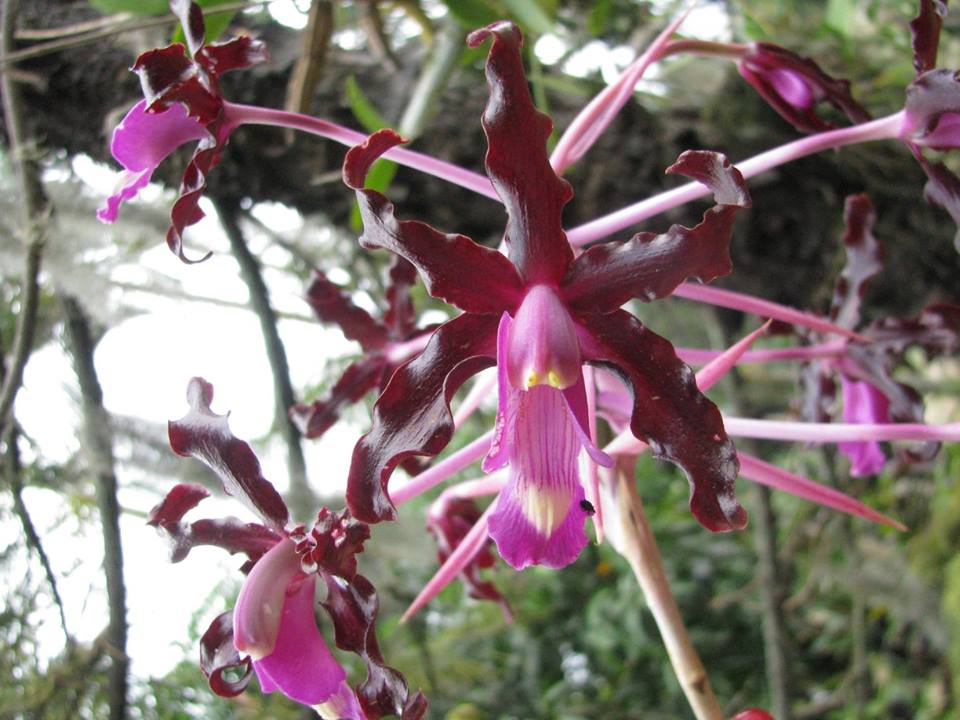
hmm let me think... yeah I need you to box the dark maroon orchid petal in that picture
[304,269,389,351]
[147,482,210,525]
[738,42,870,133]
[300,507,371,581]
[200,611,254,698]
[132,46,222,124]
[915,153,960,252]
[167,516,281,564]
[844,303,960,463]
[171,0,206,57]
[384,256,419,338]
[562,151,749,311]
[426,497,510,613]
[197,36,269,77]
[468,22,575,286]
[911,0,949,74]
[165,129,231,263]
[830,194,883,330]
[291,355,387,439]
[147,484,281,563]
[344,129,524,314]
[169,377,289,529]
[347,313,498,523]
[578,310,746,532]
[322,574,427,720]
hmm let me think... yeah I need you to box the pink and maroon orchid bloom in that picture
[342,21,753,572]
[149,377,426,719]
[290,257,433,445]
[97,0,267,262]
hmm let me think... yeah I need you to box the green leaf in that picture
[501,0,555,36]
[587,0,613,36]
[89,0,169,14]
[439,0,500,29]
[345,76,391,134]
[824,0,855,37]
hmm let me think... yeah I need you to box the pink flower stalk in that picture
[342,21,756,575]
[150,378,426,718]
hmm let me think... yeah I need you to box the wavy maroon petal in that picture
[169,377,289,529]
[843,303,960,464]
[171,0,206,56]
[147,483,281,563]
[303,507,371,582]
[200,610,254,698]
[384,256,419,338]
[132,45,222,124]
[347,313,498,523]
[830,194,883,330]
[911,0,949,74]
[468,22,575,286]
[165,124,233,263]
[915,152,960,252]
[304,269,388,350]
[197,36,269,77]
[344,129,524,314]
[738,42,870,133]
[147,482,210,525]
[578,310,746,532]
[322,574,427,720]
[291,355,387,439]
[562,151,749,311]
[427,496,509,612]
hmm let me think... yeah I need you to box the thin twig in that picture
[0,1,268,66]
[0,0,45,436]
[3,424,70,643]
[61,296,128,720]
[214,198,316,519]
[284,0,334,117]
[614,461,724,720]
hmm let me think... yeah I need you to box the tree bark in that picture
[214,199,316,519]
[61,296,128,720]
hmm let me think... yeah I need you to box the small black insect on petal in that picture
[580,499,595,515]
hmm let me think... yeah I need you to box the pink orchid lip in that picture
[506,284,581,391]
[233,538,301,660]
[97,100,208,223]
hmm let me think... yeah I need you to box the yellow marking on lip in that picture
[520,486,570,535]
[525,370,539,389]
[547,370,563,388]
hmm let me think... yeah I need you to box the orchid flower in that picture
[342,21,753,573]
[290,257,432,444]
[98,1,499,262]
[149,377,427,719]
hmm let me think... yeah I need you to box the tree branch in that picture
[61,296,128,720]
[0,0,45,437]
[213,198,316,518]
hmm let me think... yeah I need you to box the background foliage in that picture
[1,0,958,718]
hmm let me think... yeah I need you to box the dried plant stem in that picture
[615,466,723,720]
